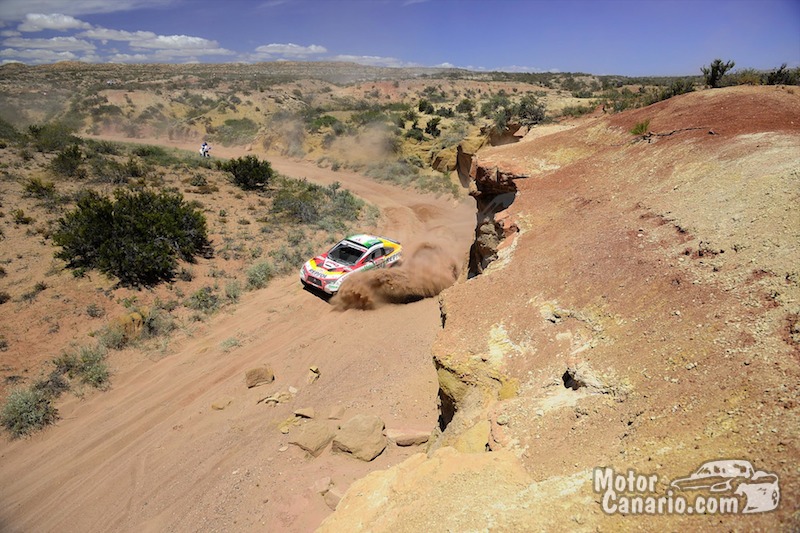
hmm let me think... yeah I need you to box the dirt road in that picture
[0,140,476,532]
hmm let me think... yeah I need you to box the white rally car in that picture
[299,234,402,294]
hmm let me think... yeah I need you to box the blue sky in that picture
[0,0,797,76]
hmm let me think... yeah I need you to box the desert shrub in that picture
[225,280,242,302]
[515,94,546,125]
[560,105,594,117]
[269,243,314,275]
[630,119,652,136]
[51,144,86,178]
[11,209,33,225]
[27,122,79,152]
[418,99,435,114]
[702,58,735,88]
[23,176,57,199]
[98,325,127,350]
[456,98,475,114]
[141,307,175,338]
[53,189,209,286]
[189,174,207,187]
[32,370,70,397]
[218,155,274,191]
[764,64,800,85]
[86,303,105,318]
[211,118,259,146]
[405,127,425,141]
[83,139,121,156]
[246,261,275,290]
[0,117,21,143]
[21,281,47,302]
[425,117,442,137]
[1,387,59,438]
[270,178,364,230]
[185,286,219,313]
[53,344,109,389]
[0,292,10,305]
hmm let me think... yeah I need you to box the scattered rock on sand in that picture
[332,414,387,461]
[211,396,234,410]
[327,405,345,420]
[245,366,274,388]
[324,487,344,510]
[385,428,431,446]
[294,407,315,419]
[289,421,335,457]
[307,365,321,384]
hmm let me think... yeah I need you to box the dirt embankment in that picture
[321,86,800,531]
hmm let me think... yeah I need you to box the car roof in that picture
[345,234,383,248]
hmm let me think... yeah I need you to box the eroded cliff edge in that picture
[320,86,800,531]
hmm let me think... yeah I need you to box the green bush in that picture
[218,155,274,191]
[185,286,219,313]
[23,176,57,199]
[27,122,79,152]
[211,118,259,146]
[270,178,364,230]
[246,261,275,289]
[630,119,651,136]
[1,387,59,438]
[702,58,735,88]
[51,144,86,178]
[53,344,109,389]
[53,189,209,286]
[0,117,21,143]
[764,63,800,85]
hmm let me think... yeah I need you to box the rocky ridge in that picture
[321,86,800,531]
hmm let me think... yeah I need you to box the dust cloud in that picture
[331,241,462,310]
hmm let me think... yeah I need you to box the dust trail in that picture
[332,241,462,310]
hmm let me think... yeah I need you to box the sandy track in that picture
[0,140,475,532]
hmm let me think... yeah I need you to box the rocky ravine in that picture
[320,86,800,531]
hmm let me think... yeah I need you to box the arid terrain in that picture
[0,61,798,532]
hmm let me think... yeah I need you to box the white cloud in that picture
[0,47,78,64]
[254,43,327,58]
[18,13,91,32]
[1,29,21,37]
[3,36,95,51]
[0,1,174,21]
[130,34,225,51]
[78,28,157,44]
[329,54,418,68]
[495,65,559,73]
[108,52,151,63]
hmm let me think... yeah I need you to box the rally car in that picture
[299,234,402,294]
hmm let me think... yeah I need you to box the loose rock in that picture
[289,421,335,457]
[245,366,274,388]
[332,414,387,461]
[385,428,430,446]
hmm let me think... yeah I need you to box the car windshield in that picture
[328,243,364,266]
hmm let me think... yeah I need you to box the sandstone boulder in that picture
[289,421,335,457]
[385,428,430,447]
[332,414,386,461]
[245,366,274,388]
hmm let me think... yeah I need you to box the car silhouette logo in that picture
[671,459,780,513]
